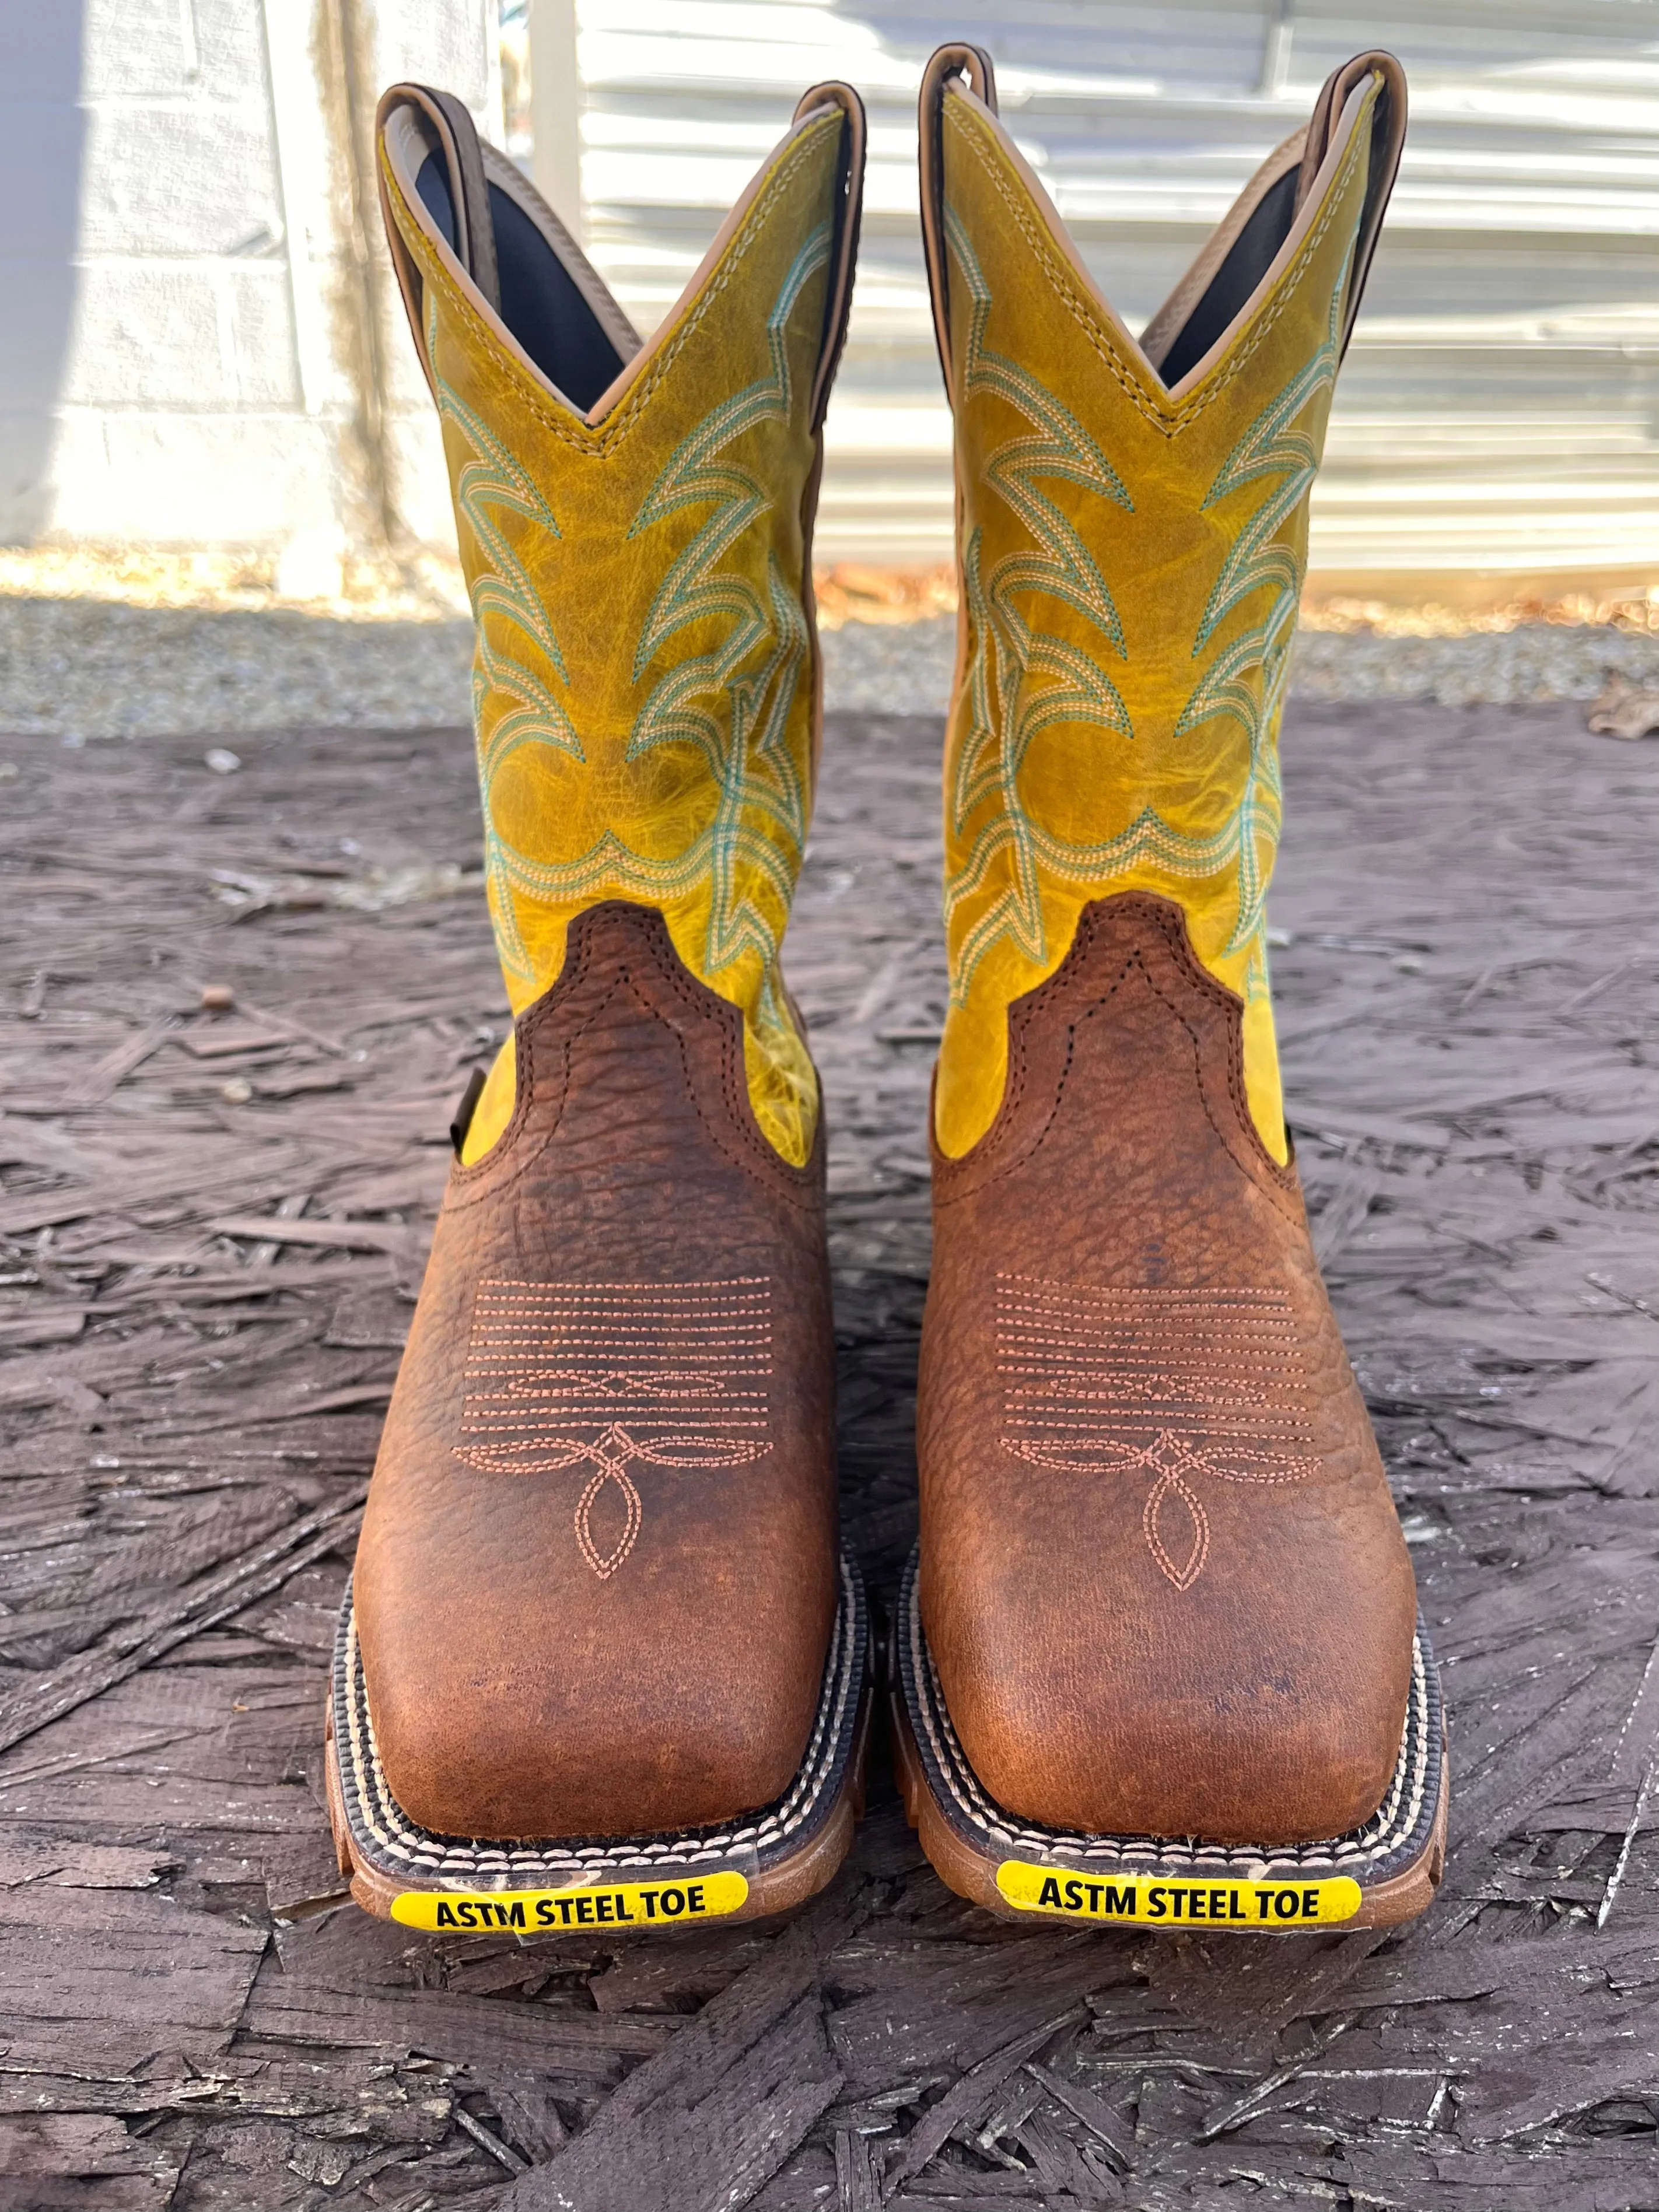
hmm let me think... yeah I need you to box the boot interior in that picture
[1143,151,1303,386]
[412,151,631,412]
[1140,54,1402,388]
[383,101,640,415]
[384,85,858,426]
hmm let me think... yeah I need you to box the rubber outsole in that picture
[326,1552,870,1927]
[891,1545,1447,1932]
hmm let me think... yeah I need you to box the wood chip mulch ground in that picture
[2,701,1657,2210]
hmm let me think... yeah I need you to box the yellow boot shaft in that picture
[923,51,1404,1162]
[378,86,864,1165]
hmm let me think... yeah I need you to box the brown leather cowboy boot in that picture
[892,45,1446,1931]
[325,83,869,1927]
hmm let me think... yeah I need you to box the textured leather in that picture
[354,901,836,1841]
[918,892,1418,1846]
[376,85,864,1169]
[917,54,1405,1164]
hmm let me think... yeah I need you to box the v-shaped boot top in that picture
[374,87,866,1175]
[919,43,1406,417]
[918,45,1406,1169]
[377,80,865,438]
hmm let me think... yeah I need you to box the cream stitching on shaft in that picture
[942,92,1370,436]
[386,116,842,460]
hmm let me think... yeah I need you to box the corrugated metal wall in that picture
[573,0,1659,581]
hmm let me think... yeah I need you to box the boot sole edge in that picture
[891,1543,1448,1933]
[325,1551,870,1928]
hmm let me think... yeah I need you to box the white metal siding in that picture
[577,0,1659,578]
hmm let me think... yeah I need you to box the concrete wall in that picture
[0,0,499,577]
[1,6,87,544]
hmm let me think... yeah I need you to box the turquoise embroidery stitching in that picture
[430,300,582,981]
[943,203,1352,1012]
[1174,248,1351,991]
[627,223,828,980]
[943,208,1135,1003]
[430,233,828,1023]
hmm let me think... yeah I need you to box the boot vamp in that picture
[354,903,836,1843]
[920,893,1416,1848]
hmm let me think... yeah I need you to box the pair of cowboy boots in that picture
[325,48,1447,1938]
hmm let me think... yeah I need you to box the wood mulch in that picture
[1,700,1657,2210]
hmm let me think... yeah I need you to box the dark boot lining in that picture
[1154,54,1404,387]
[415,154,624,412]
[1155,164,1300,388]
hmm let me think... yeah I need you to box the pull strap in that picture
[792,81,868,434]
[917,43,997,397]
[376,82,501,398]
[1298,51,1407,358]
[397,83,501,310]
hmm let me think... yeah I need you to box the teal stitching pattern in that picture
[1174,247,1352,992]
[624,222,828,980]
[430,234,828,1025]
[943,202,1353,1014]
[396,114,838,463]
[431,298,582,981]
[943,207,1135,1005]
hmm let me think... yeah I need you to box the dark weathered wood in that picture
[499,1885,860,2211]
[0,1487,366,1755]
[877,2010,1089,2195]
[1,699,1657,2206]
[1,1883,270,2074]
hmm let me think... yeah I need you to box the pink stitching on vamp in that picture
[453,1277,774,1580]
[995,1274,1319,1590]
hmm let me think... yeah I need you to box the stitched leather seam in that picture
[442,905,614,1210]
[1003,1348,1303,1370]
[447,909,819,1210]
[463,1414,768,1428]
[454,1273,775,1579]
[682,977,820,1203]
[594,969,765,1197]
[1124,902,1300,1197]
[334,1555,863,1876]
[387,119,840,462]
[944,100,1366,440]
[936,937,1158,1198]
[1005,1417,1315,1438]
[937,902,1300,1219]
[1134,955,1302,1225]
[901,1558,1438,1871]
[999,1275,1291,1298]
[937,900,1135,1193]
[477,1277,768,1294]
[1002,1310,1297,1324]
[1005,1389,1296,1399]
[992,1276,1322,1587]
[933,974,1098,1204]
[594,912,822,1202]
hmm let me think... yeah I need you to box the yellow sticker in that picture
[390,1869,748,1933]
[996,1862,1362,1929]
